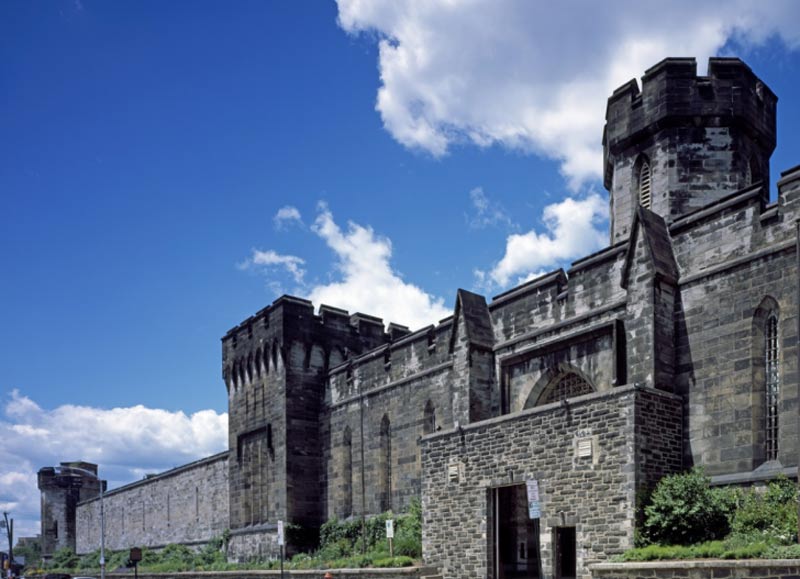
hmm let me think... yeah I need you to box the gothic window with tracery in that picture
[538,372,594,406]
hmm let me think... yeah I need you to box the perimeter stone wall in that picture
[76,453,229,554]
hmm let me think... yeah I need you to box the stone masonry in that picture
[75,453,229,554]
[421,385,682,579]
[41,56,800,579]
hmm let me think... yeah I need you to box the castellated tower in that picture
[604,57,777,243]
[221,296,401,556]
[38,462,103,559]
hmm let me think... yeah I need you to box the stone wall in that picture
[591,560,800,579]
[421,385,682,579]
[106,568,438,579]
[671,166,800,476]
[75,453,229,554]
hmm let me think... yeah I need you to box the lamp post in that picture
[56,466,105,579]
[1,512,12,578]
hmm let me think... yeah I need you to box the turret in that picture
[38,462,102,559]
[604,57,777,243]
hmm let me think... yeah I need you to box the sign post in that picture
[385,519,394,558]
[129,547,142,579]
[277,520,285,579]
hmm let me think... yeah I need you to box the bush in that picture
[318,499,421,561]
[373,556,414,567]
[730,476,797,545]
[49,547,79,570]
[642,468,736,545]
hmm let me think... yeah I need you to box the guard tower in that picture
[603,57,777,243]
[38,462,103,559]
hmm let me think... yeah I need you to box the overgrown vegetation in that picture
[30,500,422,574]
[617,468,799,561]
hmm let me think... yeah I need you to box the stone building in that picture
[42,57,800,579]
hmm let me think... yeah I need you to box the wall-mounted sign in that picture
[526,479,541,519]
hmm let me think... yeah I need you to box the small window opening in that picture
[639,159,652,209]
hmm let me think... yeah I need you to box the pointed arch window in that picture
[341,427,353,518]
[765,312,779,461]
[423,400,436,435]
[379,415,392,512]
[639,159,652,209]
[537,372,594,406]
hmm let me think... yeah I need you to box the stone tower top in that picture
[603,57,777,243]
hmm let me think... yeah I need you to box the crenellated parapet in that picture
[604,57,778,244]
[38,462,103,559]
[221,296,413,392]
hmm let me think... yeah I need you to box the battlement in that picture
[605,57,776,168]
[221,294,418,389]
[603,57,778,244]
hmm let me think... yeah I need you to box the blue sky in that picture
[2,0,800,539]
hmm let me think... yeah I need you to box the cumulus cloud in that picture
[242,204,451,329]
[477,193,609,288]
[307,203,451,329]
[273,205,303,230]
[336,0,800,188]
[466,187,513,230]
[0,390,227,539]
[240,249,306,284]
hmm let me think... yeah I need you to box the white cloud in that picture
[240,249,306,284]
[0,390,227,540]
[336,0,800,188]
[307,203,451,329]
[480,193,609,288]
[466,187,513,230]
[273,205,303,230]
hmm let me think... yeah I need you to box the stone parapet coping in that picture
[591,559,800,570]
[78,450,229,505]
[105,567,435,578]
[422,383,681,443]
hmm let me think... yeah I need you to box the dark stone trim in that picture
[679,240,795,286]
[328,360,455,410]
[669,184,764,233]
[493,300,627,352]
[489,269,567,309]
[496,319,617,367]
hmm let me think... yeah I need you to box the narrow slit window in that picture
[639,160,652,209]
[765,313,779,461]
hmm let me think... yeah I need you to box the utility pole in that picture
[1,512,13,578]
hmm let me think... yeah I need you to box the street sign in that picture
[526,479,541,519]
[277,520,285,546]
[385,519,394,539]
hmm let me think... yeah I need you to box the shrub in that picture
[318,500,421,561]
[373,556,414,568]
[49,547,79,570]
[764,544,800,559]
[642,468,735,545]
[730,476,798,545]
